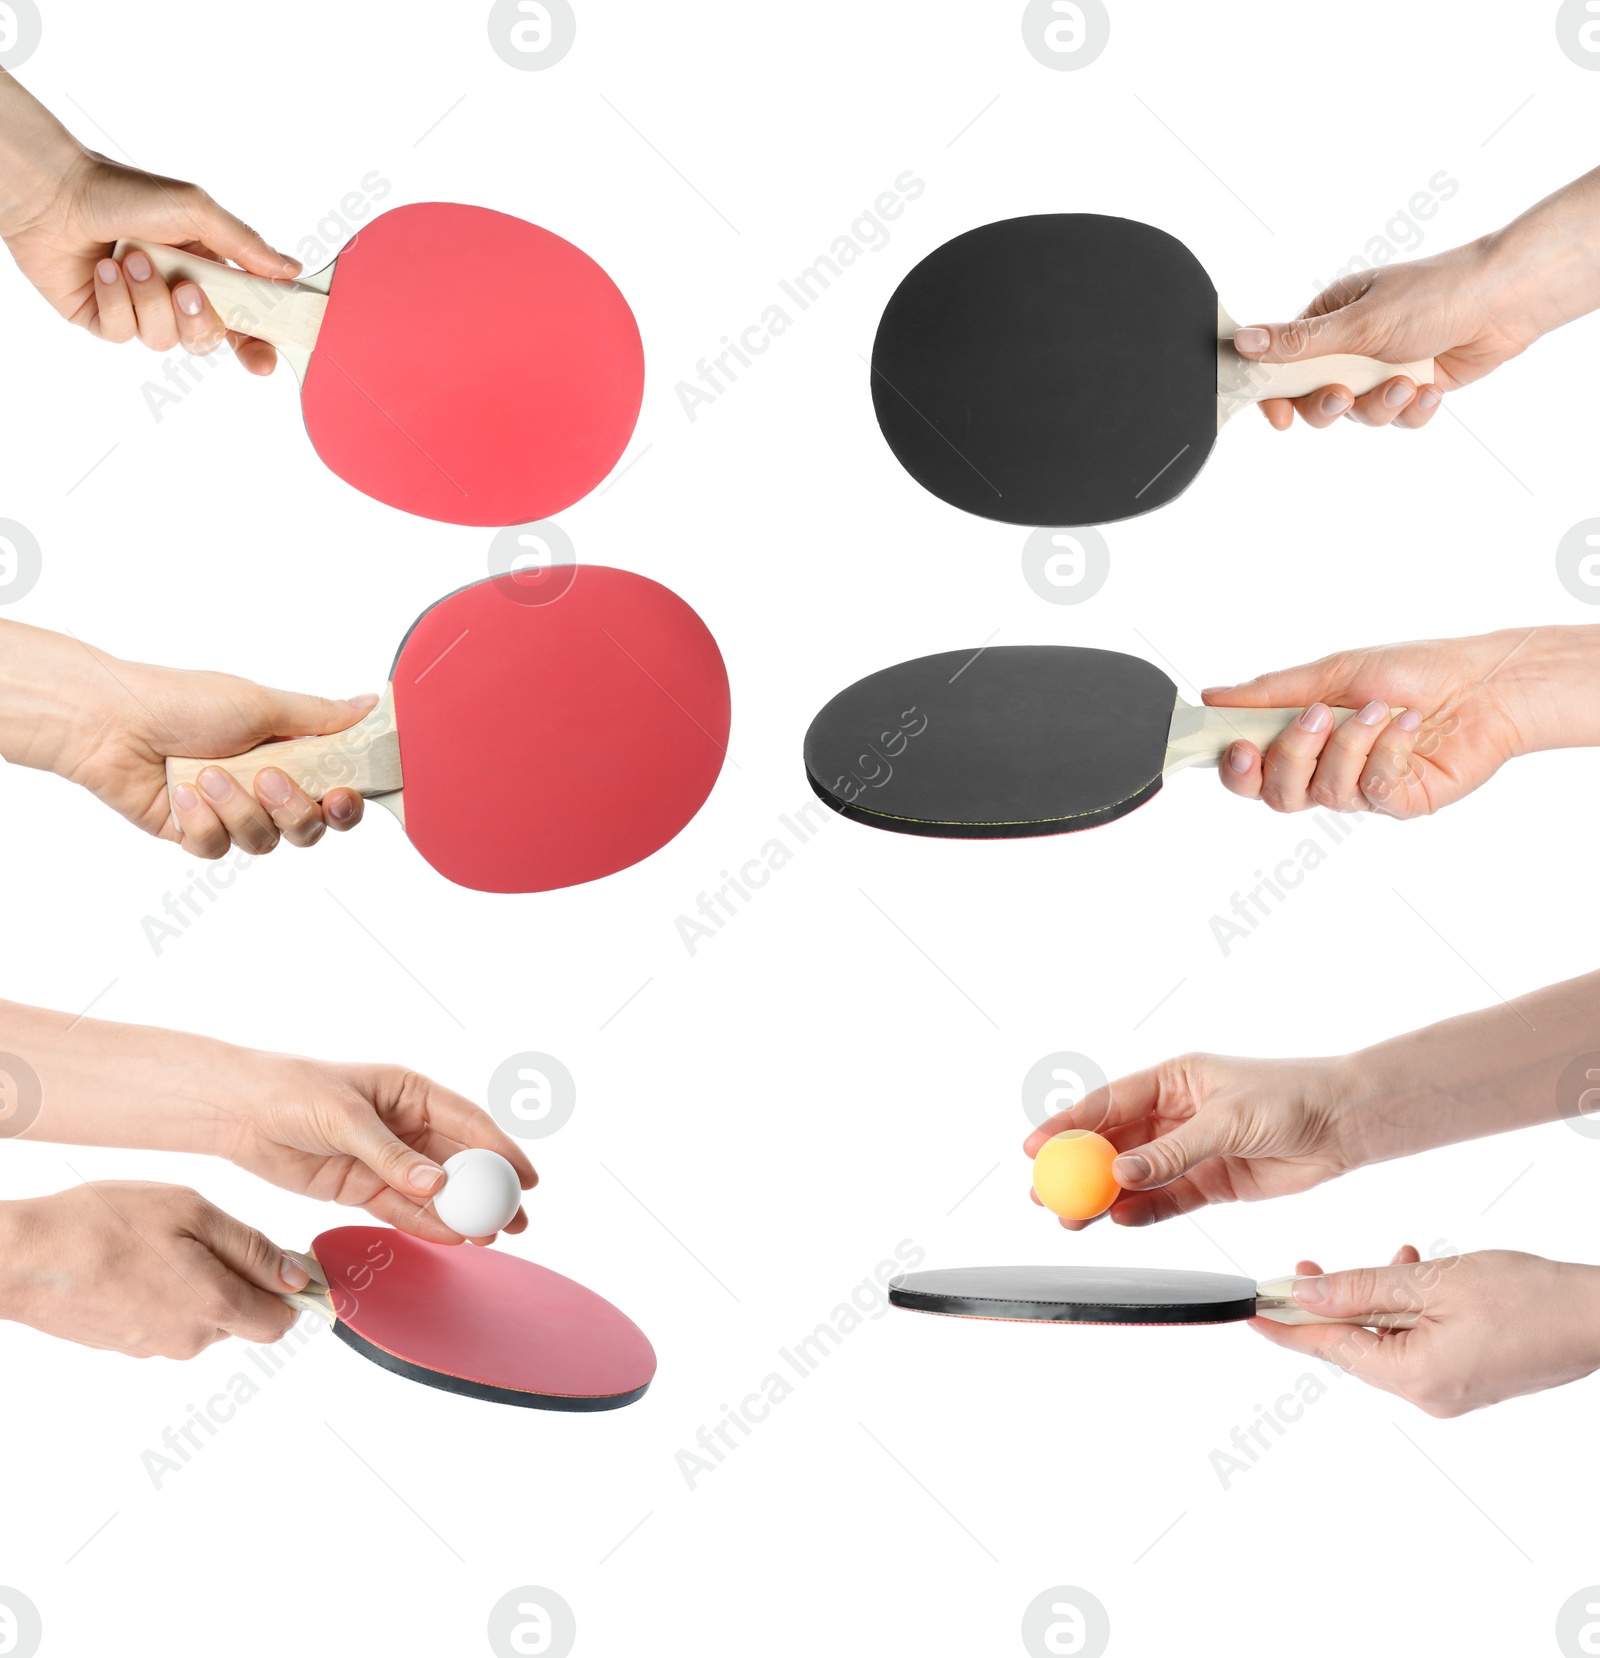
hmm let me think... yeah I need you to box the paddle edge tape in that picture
[804,764,1164,839]
[331,1320,652,1412]
[886,1280,1254,1326]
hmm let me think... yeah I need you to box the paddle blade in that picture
[803,645,1175,838]
[889,1264,1258,1326]
[393,568,729,892]
[315,1227,656,1410]
[871,214,1218,526]
[303,203,644,525]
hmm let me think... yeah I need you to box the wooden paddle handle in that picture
[1218,335,1434,422]
[1255,1277,1420,1329]
[111,238,328,359]
[166,686,402,803]
[281,1250,336,1325]
[1163,701,1360,772]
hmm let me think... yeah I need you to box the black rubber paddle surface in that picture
[803,645,1177,838]
[871,214,1219,525]
[888,1264,1259,1326]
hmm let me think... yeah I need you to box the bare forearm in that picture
[1337,969,1600,1165]
[0,72,81,235]
[0,998,256,1154]
[1489,624,1600,755]
[1482,166,1600,340]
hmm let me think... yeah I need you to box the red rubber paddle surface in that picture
[302,203,644,526]
[314,1227,657,1410]
[391,567,729,893]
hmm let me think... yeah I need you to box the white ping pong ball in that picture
[433,1148,522,1237]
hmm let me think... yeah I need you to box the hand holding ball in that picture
[1032,1130,1120,1220]
[432,1149,523,1237]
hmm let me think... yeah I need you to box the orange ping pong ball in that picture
[1032,1129,1121,1220]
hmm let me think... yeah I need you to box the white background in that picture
[0,2,1598,1654]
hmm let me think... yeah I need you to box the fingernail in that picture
[1200,685,1236,698]
[1226,742,1253,774]
[1292,1276,1330,1306]
[124,251,152,282]
[1397,709,1422,732]
[1112,1153,1150,1185]
[172,783,199,811]
[1298,703,1332,733]
[326,793,357,824]
[1233,326,1270,354]
[198,767,232,803]
[346,693,380,713]
[174,283,204,317]
[256,768,291,806]
[1356,699,1389,727]
[1319,390,1351,417]
[408,1162,444,1193]
[1383,380,1413,409]
[96,258,119,284]
[280,1256,310,1290]
[1416,388,1440,410]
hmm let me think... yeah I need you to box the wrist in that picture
[0,1198,45,1326]
[1480,626,1600,756]
[1477,173,1600,342]
[0,622,123,779]
[1556,1262,1600,1375]
[0,73,85,238]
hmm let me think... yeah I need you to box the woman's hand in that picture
[1236,166,1600,429]
[0,75,298,373]
[0,1183,305,1358]
[1022,1053,1360,1229]
[1256,1248,1600,1417]
[217,1058,538,1245]
[1233,241,1518,430]
[1206,626,1600,819]
[0,620,371,857]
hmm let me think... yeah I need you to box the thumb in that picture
[1112,1111,1242,1189]
[254,687,381,743]
[1202,654,1356,710]
[325,1109,447,1208]
[1288,1259,1436,1324]
[1231,301,1386,366]
[174,187,301,278]
[184,1203,307,1342]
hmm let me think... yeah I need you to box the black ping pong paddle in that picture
[888,1264,1416,1328]
[803,644,1355,839]
[871,214,1433,526]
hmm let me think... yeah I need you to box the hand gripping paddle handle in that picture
[1255,1276,1420,1329]
[1163,699,1364,773]
[1216,306,1432,425]
[111,238,330,378]
[280,1249,337,1325]
[165,685,404,816]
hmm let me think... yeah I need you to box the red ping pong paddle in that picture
[166,567,730,893]
[284,1227,656,1410]
[115,202,645,525]
[887,1264,1418,1329]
